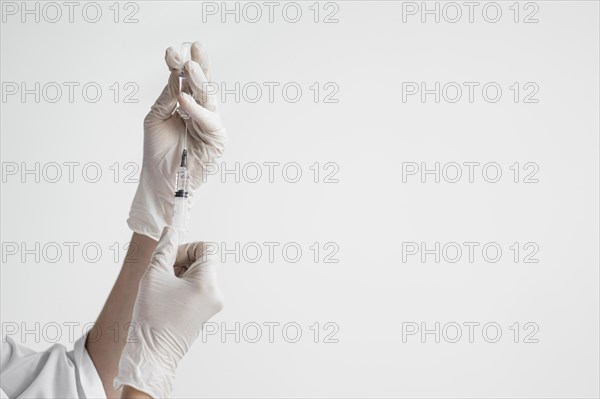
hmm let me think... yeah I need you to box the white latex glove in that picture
[114,226,224,398]
[128,42,227,241]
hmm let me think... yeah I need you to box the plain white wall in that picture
[1,1,599,397]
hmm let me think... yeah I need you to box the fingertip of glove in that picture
[191,41,206,54]
[190,242,207,262]
[160,225,178,241]
[184,60,199,73]
[165,46,180,71]
[178,92,193,105]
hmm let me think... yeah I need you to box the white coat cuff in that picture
[73,335,106,399]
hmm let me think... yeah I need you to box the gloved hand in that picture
[114,226,224,398]
[128,42,227,241]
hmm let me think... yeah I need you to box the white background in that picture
[1,1,599,397]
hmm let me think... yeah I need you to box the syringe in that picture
[172,42,193,241]
[173,148,190,239]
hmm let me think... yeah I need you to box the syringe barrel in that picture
[173,196,187,240]
[175,165,190,196]
[173,160,190,241]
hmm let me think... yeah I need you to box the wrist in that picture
[114,334,177,399]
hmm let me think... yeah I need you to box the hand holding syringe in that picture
[127,41,228,242]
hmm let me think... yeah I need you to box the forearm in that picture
[121,386,153,399]
[86,232,158,398]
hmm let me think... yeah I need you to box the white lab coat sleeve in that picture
[0,335,106,399]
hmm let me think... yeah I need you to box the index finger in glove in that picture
[183,250,219,287]
[174,242,218,280]
[175,241,223,311]
[173,242,195,277]
[184,61,217,112]
[175,242,212,267]
[178,92,225,134]
[191,42,212,82]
